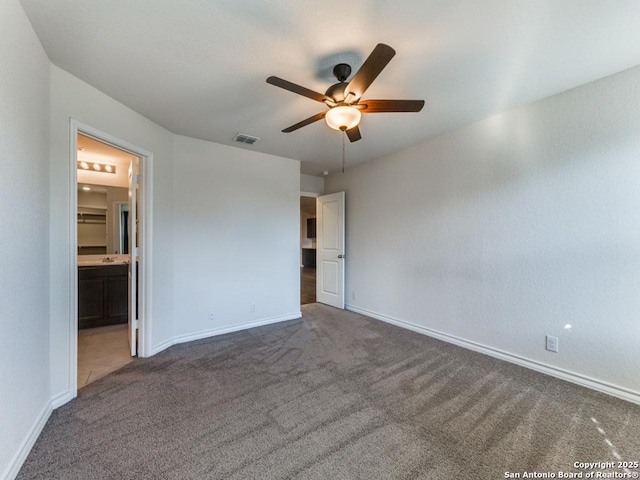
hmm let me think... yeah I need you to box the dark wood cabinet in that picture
[302,248,316,268]
[78,264,128,329]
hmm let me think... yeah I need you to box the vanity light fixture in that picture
[77,161,116,174]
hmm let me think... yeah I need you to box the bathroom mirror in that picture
[77,185,129,255]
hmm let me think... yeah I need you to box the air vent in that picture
[233,133,260,145]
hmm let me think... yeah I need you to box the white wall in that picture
[49,65,176,399]
[0,0,51,478]
[301,173,324,195]
[326,65,640,400]
[170,135,301,344]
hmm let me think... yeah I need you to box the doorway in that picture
[300,195,317,304]
[70,121,152,396]
[76,133,137,387]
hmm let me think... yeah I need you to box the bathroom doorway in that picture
[300,195,317,304]
[76,133,137,387]
[70,121,152,395]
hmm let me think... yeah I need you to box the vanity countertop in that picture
[78,254,130,266]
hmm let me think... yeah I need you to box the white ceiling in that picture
[20,0,640,176]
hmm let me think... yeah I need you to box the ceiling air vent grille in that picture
[233,133,260,145]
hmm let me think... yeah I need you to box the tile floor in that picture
[77,324,134,388]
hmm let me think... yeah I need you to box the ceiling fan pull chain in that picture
[342,129,346,173]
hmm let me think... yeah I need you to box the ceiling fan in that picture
[266,43,424,142]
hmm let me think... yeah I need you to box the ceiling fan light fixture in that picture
[325,105,361,131]
[267,43,422,142]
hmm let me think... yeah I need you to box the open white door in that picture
[316,192,345,309]
[127,158,138,356]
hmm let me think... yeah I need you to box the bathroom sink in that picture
[78,255,130,266]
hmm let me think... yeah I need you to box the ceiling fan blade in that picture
[345,126,362,142]
[345,44,396,100]
[282,111,327,133]
[266,76,331,103]
[359,99,425,113]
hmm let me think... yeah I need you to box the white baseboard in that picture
[149,337,174,357]
[50,390,74,410]
[346,304,640,406]
[150,312,303,356]
[2,401,52,480]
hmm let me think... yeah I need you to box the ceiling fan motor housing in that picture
[325,82,348,102]
[333,63,352,82]
[325,64,353,102]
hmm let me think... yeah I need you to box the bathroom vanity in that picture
[78,263,128,329]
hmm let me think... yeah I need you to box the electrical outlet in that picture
[545,335,559,353]
[209,310,215,320]
[352,290,358,300]
[251,302,256,312]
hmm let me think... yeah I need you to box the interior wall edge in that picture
[346,304,640,406]
[50,390,74,410]
[1,401,52,480]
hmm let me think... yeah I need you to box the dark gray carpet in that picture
[18,304,640,479]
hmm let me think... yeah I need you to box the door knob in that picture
[338,254,346,259]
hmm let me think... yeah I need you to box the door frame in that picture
[300,192,319,306]
[69,119,154,396]
[300,191,319,267]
